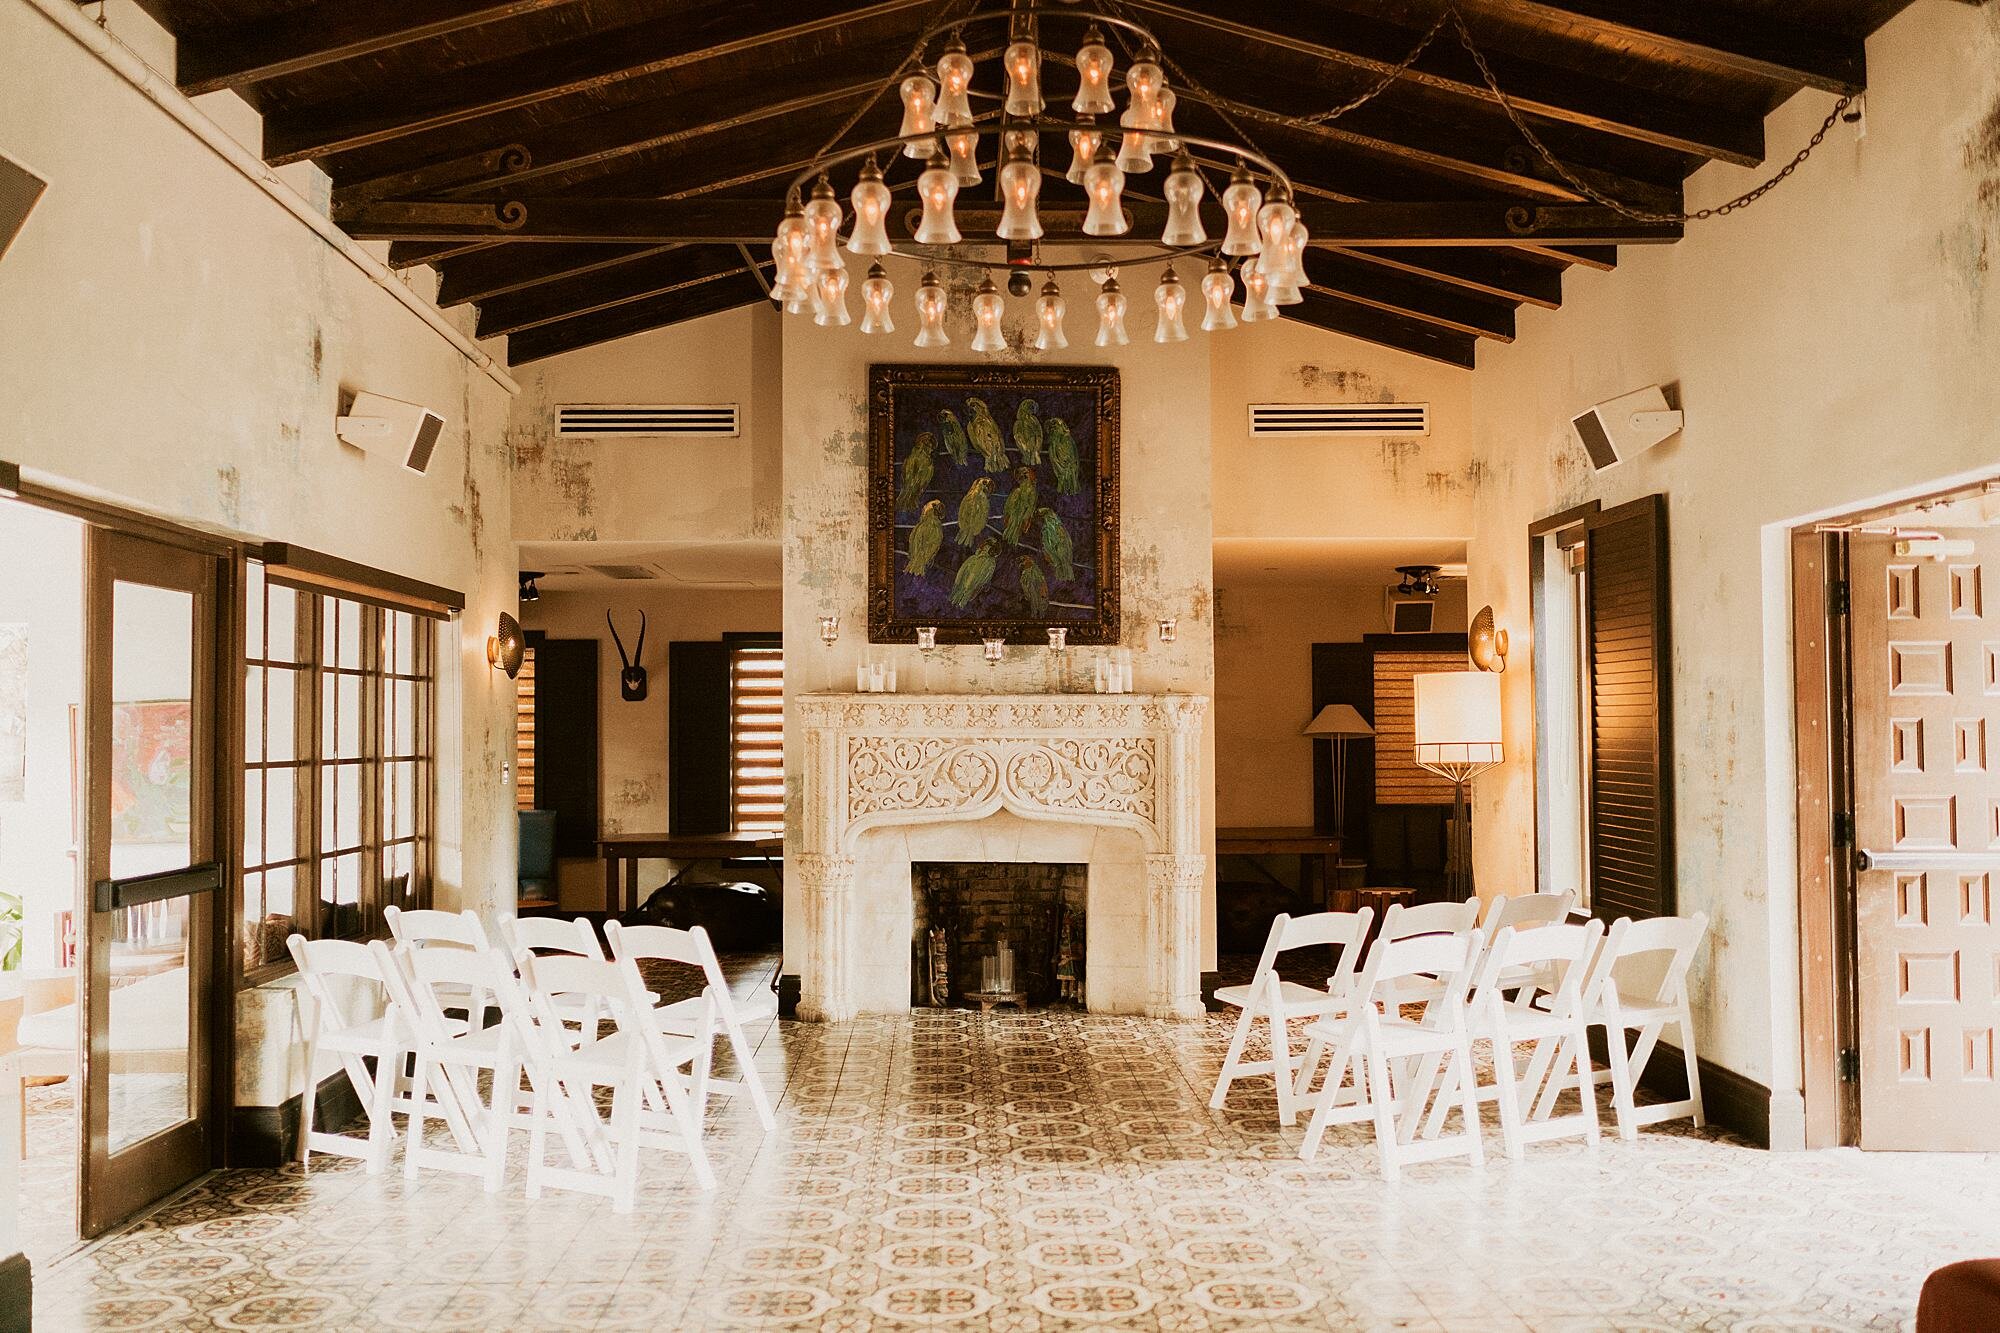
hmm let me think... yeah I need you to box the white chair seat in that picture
[554,1030,703,1080]
[1213,979,1349,1012]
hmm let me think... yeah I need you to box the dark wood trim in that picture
[437,243,685,308]
[506,272,770,364]
[1360,632,1472,652]
[1283,290,1480,368]
[1201,970,1224,1011]
[228,1073,366,1168]
[1642,1043,1773,1148]
[0,1250,30,1333]
[0,460,18,497]
[1304,260,1517,342]
[476,249,772,338]
[778,973,801,1018]
[12,477,241,557]
[1528,499,1602,537]
[1792,526,1847,1147]
[259,542,464,617]
[1337,247,1565,310]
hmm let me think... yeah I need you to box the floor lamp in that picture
[1301,704,1374,843]
[1413,672,1503,902]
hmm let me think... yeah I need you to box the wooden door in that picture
[1851,528,2000,1150]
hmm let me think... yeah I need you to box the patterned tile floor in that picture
[29,965,2000,1331]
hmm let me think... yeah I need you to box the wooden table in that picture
[597,831,784,915]
[1216,827,1346,911]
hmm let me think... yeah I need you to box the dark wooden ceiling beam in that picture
[176,0,591,98]
[1302,255,1517,341]
[506,271,770,364]
[1335,246,1565,309]
[262,0,929,166]
[437,243,684,307]
[1124,0,1765,166]
[335,197,1682,246]
[1455,0,1866,95]
[1282,290,1479,368]
[387,240,499,269]
[476,247,762,337]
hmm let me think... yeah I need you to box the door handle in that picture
[1855,849,2000,874]
[94,862,223,913]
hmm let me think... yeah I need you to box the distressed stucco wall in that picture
[1464,0,2000,1144]
[510,308,784,545]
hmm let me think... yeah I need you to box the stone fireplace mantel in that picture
[794,692,1209,1023]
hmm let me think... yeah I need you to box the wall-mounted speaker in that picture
[337,391,447,474]
[1570,385,1683,471]
[0,154,49,263]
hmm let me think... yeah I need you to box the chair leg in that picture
[1209,1005,1255,1110]
[1453,1035,1485,1167]
[404,1057,431,1178]
[1490,1034,1523,1161]
[612,1078,642,1214]
[1573,1021,1601,1144]
[526,1083,548,1201]
[1605,1024,1640,1142]
[722,1014,776,1132]
[1679,1007,1706,1127]
[364,1047,399,1175]
[1364,1044,1401,1183]
[1297,1040,1352,1163]
[691,1024,715,1138]
[1272,1010,1300,1126]
[483,1058,516,1193]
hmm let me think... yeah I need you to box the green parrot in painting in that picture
[897,430,936,513]
[1038,507,1074,581]
[967,397,1009,472]
[956,475,993,547]
[939,408,970,466]
[905,499,945,577]
[1013,399,1045,464]
[1047,417,1081,495]
[1001,467,1038,544]
[950,538,1002,608]
[1018,557,1049,617]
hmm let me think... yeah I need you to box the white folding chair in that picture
[1539,912,1709,1139]
[1374,899,1481,1009]
[1477,890,1578,998]
[1207,909,1373,1126]
[1423,919,1604,1156]
[1296,928,1487,1181]
[285,934,444,1174]
[522,953,716,1210]
[384,905,494,1024]
[502,915,611,1046]
[607,921,777,1133]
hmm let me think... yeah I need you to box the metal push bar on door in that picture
[92,862,223,913]
[1855,850,2000,873]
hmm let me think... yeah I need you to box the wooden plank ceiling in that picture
[133,0,1920,367]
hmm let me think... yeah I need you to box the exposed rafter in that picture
[476,247,766,337]
[1303,255,1517,341]
[437,243,686,307]
[1283,289,1480,368]
[506,270,770,364]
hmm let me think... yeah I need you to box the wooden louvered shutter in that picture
[1585,494,1674,922]
[728,642,785,832]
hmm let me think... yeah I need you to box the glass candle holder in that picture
[916,626,937,655]
[983,637,1005,666]
[1157,618,1178,643]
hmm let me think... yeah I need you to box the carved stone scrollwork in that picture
[1004,739,1157,825]
[847,738,1001,819]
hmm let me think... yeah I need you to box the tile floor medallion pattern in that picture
[26,953,2000,1331]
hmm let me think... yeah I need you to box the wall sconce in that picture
[916,626,938,657]
[1469,605,1508,673]
[487,612,525,679]
[983,636,1006,666]
[1156,618,1177,644]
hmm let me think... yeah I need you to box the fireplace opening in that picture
[912,862,1086,1010]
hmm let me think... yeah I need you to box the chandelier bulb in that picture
[813,264,852,327]
[773,190,813,301]
[913,270,949,347]
[946,116,982,186]
[1153,267,1189,343]
[1067,117,1103,185]
[1003,38,1044,117]
[1268,218,1310,305]
[1127,47,1164,116]
[860,262,895,334]
[1035,276,1068,351]
[898,74,938,158]
[936,36,975,123]
[1115,105,1154,175]
[803,175,844,274]
[1200,256,1237,332]
[1239,257,1276,322]
[1094,276,1130,347]
[1153,87,1180,152]
[996,142,1043,242]
[1257,182,1299,271]
[1221,161,1263,257]
[847,154,892,256]
[1073,27,1116,115]
[914,148,962,245]
[1082,143,1129,237]
[1160,150,1206,247]
[970,274,1007,353]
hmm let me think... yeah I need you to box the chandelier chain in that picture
[813,0,975,164]
[1295,4,1454,127]
[1444,7,1854,223]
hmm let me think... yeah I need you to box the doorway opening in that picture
[1795,477,2000,1149]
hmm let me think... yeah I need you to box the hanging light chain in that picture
[814,0,975,161]
[1296,3,1454,127]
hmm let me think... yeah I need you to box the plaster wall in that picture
[1463,0,2000,1142]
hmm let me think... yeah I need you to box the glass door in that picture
[79,530,221,1236]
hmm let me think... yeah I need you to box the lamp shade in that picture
[1414,672,1502,767]
[1301,704,1373,738]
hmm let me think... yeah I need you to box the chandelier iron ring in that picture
[902,7,1167,58]
[881,239,1221,275]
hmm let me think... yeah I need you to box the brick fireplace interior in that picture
[911,863,1087,1009]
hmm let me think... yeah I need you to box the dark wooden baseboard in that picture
[1200,971,1223,1011]
[228,1074,366,1168]
[0,1249,31,1333]
[778,973,801,1018]
[1644,1041,1772,1148]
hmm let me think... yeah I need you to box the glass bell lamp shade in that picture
[1081,148,1129,237]
[913,271,950,347]
[1094,278,1129,347]
[1035,278,1068,350]
[1003,39,1043,116]
[1115,107,1153,175]
[936,40,975,122]
[1160,152,1205,246]
[1239,257,1275,321]
[1126,50,1164,117]
[803,177,844,273]
[898,75,938,157]
[1067,122,1102,185]
[1153,87,1180,151]
[1152,268,1188,343]
[914,151,962,244]
[1220,164,1263,256]
[770,245,808,307]
[970,275,1007,353]
[1258,189,1299,266]
[774,196,814,280]
[996,147,1043,241]
[847,156,891,255]
[1073,28,1115,114]
[860,263,895,334]
[1200,260,1237,331]
[813,265,851,327]
[1268,220,1308,305]
[945,118,981,186]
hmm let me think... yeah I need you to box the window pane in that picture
[385,759,414,840]
[336,600,362,670]
[267,766,296,864]
[245,562,265,657]
[267,666,297,763]
[243,771,263,866]
[337,674,362,759]
[390,611,416,676]
[392,680,415,757]
[244,665,264,763]
[266,862,295,916]
[268,584,297,664]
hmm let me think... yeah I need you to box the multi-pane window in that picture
[240,562,436,976]
[729,644,784,833]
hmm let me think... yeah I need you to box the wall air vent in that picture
[556,404,739,438]
[1249,402,1430,438]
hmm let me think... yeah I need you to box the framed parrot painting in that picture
[867,363,1120,645]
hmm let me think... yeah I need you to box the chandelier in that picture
[771,3,1305,351]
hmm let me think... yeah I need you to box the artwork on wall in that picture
[868,363,1120,645]
[0,623,25,802]
[108,700,192,843]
